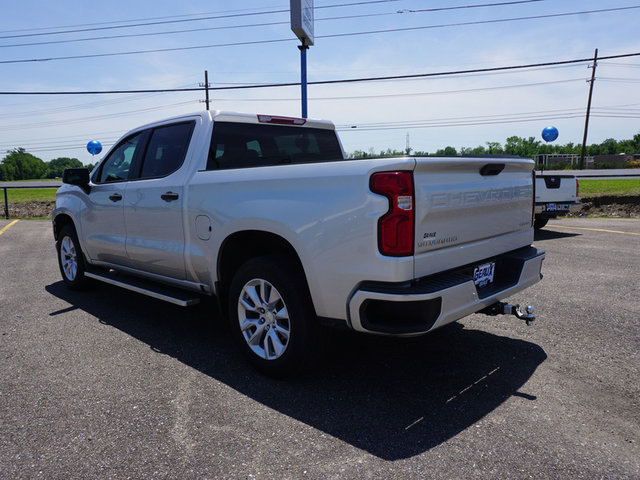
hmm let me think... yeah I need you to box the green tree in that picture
[485,141,504,155]
[46,157,84,179]
[435,146,458,156]
[504,136,540,157]
[348,150,372,159]
[0,148,47,181]
[379,148,404,157]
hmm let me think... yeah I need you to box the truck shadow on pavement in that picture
[534,228,580,241]
[46,281,547,461]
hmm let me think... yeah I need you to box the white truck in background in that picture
[53,111,544,376]
[534,173,582,229]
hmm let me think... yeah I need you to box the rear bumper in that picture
[535,201,582,217]
[347,246,545,336]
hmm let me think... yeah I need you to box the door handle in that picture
[109,193,123,202]
[161,192,179,201]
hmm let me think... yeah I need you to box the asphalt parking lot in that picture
[1,218,638,479]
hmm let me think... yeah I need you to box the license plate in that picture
[546,203,557,212]
[473,262,495,288]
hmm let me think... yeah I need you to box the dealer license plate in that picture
[546,203,557,212]
[473,262,495,288]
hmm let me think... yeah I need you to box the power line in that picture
[599,62,640,68]
[0,6,286,35]
[599,77,640,83]
[0,10,289,39]
[336,110,640,131]
[0,0,403,40]
[336,102,640,131]
[8,104,639,155]
[321,6,640,40]
[210,78,584,102]
[0,1,543,48]
[0,101,196,131]
[4,51,639,96]
[1,6,636,65]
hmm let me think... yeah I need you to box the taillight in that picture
[370,171,414,256]
[576,178,580,198]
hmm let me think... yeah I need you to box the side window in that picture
[95,132,144,183]
[138,122,195,179]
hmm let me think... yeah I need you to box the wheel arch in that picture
[216,230,314,315]
[52,213,75,241]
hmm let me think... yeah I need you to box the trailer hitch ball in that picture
[481,302,536,325]
[514,305,535,325]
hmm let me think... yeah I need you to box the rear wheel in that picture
[533,217,549,230]
[57,224,88,289]
[228,255,319,377]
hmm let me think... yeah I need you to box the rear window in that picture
[206,122,344,170]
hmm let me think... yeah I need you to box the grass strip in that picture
[579,178,640,197]
[4,188,57,204]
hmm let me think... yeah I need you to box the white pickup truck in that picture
[53,111,544,375]
[534,173,581,229]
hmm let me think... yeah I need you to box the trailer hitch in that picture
[481,302,535,325]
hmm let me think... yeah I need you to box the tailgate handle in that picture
[543,176,561,189]
[480,163,505,176]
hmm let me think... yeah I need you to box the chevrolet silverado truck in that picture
[53,111,544,375]
[534,172,581,229]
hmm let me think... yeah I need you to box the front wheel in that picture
[228,256,320,377]
[57,224,88,289]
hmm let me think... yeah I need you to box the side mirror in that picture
[62,168,91,194]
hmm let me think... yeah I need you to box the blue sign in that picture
[87,140,102,155]
[541,126,559,142]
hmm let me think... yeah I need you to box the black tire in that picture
[227,255,320,377]
[533,217,549,230]
[56,224,88,289]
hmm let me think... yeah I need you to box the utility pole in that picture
[580,48,598,169]
[200,70,211,111]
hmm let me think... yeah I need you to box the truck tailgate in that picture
[413,157,534,278]
[535,175,578,203]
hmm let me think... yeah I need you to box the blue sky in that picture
[1,0,639,164]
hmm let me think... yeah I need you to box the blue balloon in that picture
[87,140,102,155]
[541,126,559,142]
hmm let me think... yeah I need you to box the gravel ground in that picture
[0,218,638,479]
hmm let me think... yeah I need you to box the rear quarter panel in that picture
[184,157,417,320]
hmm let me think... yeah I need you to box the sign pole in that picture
[290,0,314,119]
[299,39,308,118]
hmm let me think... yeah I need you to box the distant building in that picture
[593,153,640,165]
